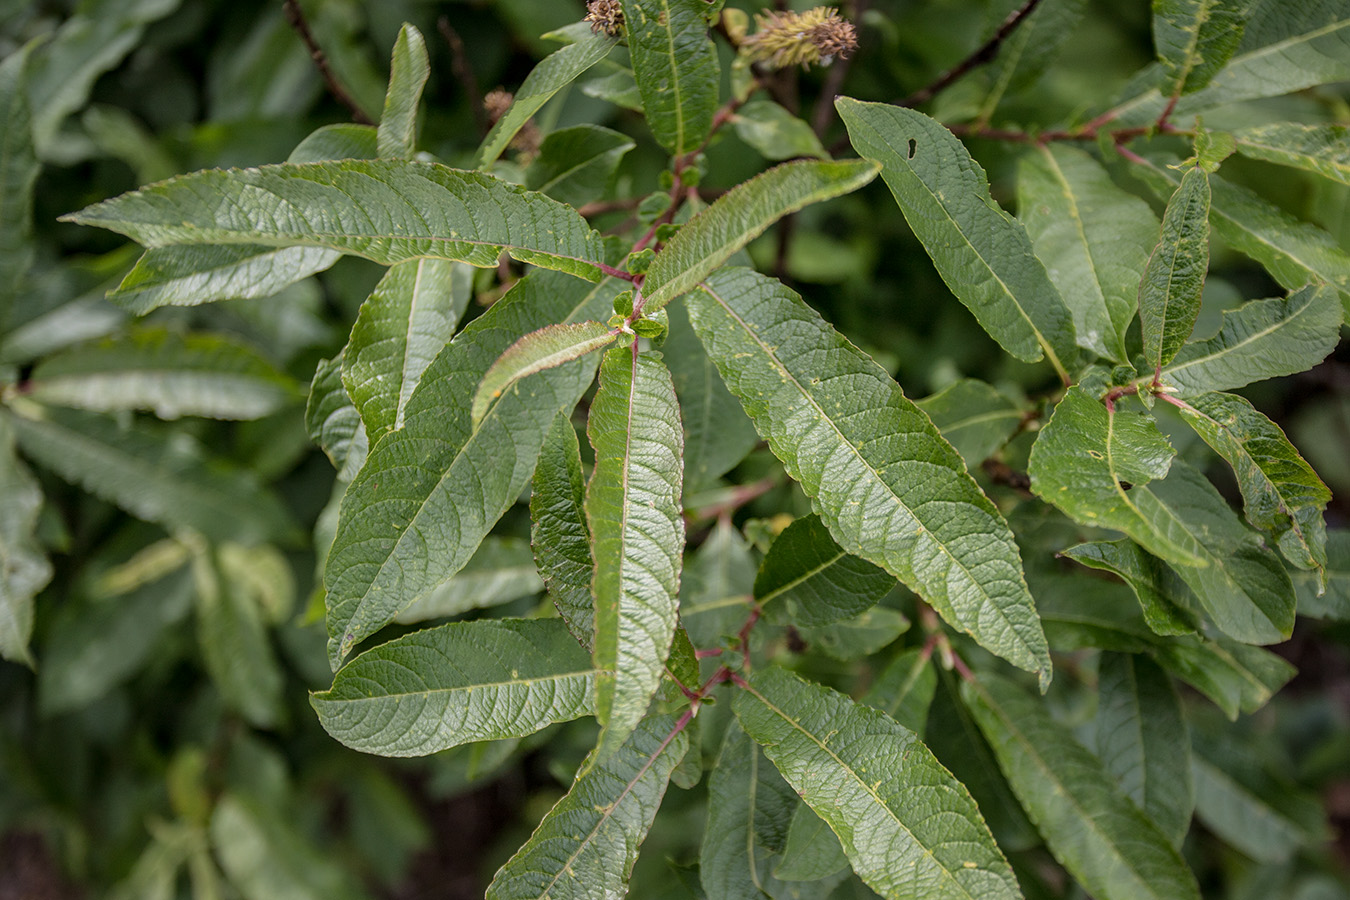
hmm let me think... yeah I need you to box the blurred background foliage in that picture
[0,1,1346,898]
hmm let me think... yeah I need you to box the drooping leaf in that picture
[861,647,939,736]
[105,244,342,315]
[756,515,896,628]
[65,160,612,282]
[732,99,829,161]
[485,713,686,900]
[1171,391,1330,574]
[587,347,684,759]
[532,414,595,646]
[311,618,593,756]
[0,44,39,327]
[1156,285,1343,396]
[735,666,1023,900]
[478,30,617,167]
[1140,165,1210,374]
[689,267,1051,685]
[679,518,756,649]
[343,259,473,440]
[838,98,1077,375]
[1061,540,1198,636]
[798,606,910,661]
[915,379,1025,468]
[0,414,50,665]
[305,351,367,482]
[324,271,620,667]
[474,321,617,428]
[526,125,636,207]
[962,673,1202,900]
[621,0,719,156]
[640,159,879,315]
[1094,652,1194,847]
[1153,0,1246,96]
[377,24,429,159]
[1017,145,1157,363]
[1295,529,1349,620]
[393,537,543,623]
[27,328,299,420]
[1234,123,1350,186]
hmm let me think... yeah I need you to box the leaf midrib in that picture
[321,668,593,703]
[1158,292,1320,387]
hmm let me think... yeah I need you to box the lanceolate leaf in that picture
[838,98,1077,375]
[756,514,896,628]
[1234,123,1350,186]
[1061,540,1198,636]
[963,674,1202,900]
[0,45,39,326]
[485,714,687,900]
[1017,144,1158,362]
[65,160,611,282]
[1094,653,1194,847]
[1140,165,1210,374]
[28,328,299,420]
[377,24,429,159]
[477,30,617,167]
[474,321,617,428]
[105,244,342,314]
[1153,0,1246,96]
[640,159,879,314]
[679,518,756,648]
[525,125,636,207]
[393,537,543,624]
[0,414,50,665]
[689,268,1050,685]
[861,647,939,736]
[324,271,620,668]
[306,351,367,482]
[1171,391,1330,574]
[1156,285,1343,396]
[532,414,595,646]
[587,347,684,759]
[915,379,1024,467]
[343,259,473,440]
[621,0,719,156]
[311,618,594,757]
[735,666,1022,900]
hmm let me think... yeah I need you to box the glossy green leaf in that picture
[1094,653,1194,847]
[105,244,342,314]
[689,267,1050,685]
[962,673,1201,900]
[485,713,686,900]
[915,379,1024,468]
[28,328,298,420]
[735,666,1022,900]
[311,618,593,757]
[1295,529,1349,620]
[324,271,618,667]
[377,24,428,159]
[1234,123,1350,186]
[393,537,543,624]
[478,30,617,167]
[66,160,611,282]
[532,414,596,646]
[526,125,636,207]
[306,351,367,482]
[799,606,909,661]
[1018,145,1157,363]
[343,259,473,440]
[1061,540,1197,636]
[0,44,38,326]
[1140,165,1210,374]
[838,98,1076,375]
[622,0,719,156]
[732,100,829,161]
[680,518,755,648]
[1153,0,1246,96]
[8,401,293,544]
[474,321,617,428]
[0,414,50,665]
[1172,391,1330,574]
[757,515,895,628]
[1156,285,1343,396]
[861,647,939,736]
[587,347,684,759]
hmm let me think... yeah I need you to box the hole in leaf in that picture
[907,138,917,159]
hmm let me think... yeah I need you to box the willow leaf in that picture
[838,98,1077,374]
[735,666,1022,900]
[756,514,895,628]
[377,24,429,159]
[680,518,755,649]
[1172,391,1330,574]
[0,44,39,326]
[915,379,1024,467]
[324,272,619,668]
[65,160,611,282]
[1017,145,1157,362]
[688,267,1050,685]
[192,546,284,728]
[622,0,719,156]
[641,159,878,314]
[105,244,341,314]
[0,414,50,665]
[1140,165,1210,374]
[776,802,849,883]
[861,647,939,736]
[525,125,636,207]
[305,351,367,482]
[1153,0,1246,96]
[343,259,472,440]
[485,714,686,900]
[963,674,1201,900]
[532,414,595,646]
[587,347,684,759]
[1295,529,1349,620]
[1061,539,1198,636]
[393,537,543,624]
[474,321,617,428]
[1234,123,1350,186]
[311,618,593,757]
